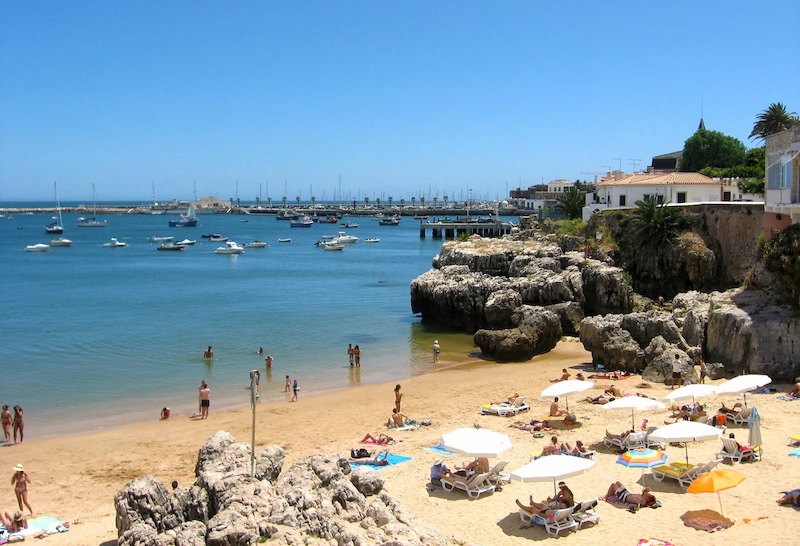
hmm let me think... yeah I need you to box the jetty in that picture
[419,218,515,239]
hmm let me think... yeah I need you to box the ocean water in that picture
[0,206,488,439]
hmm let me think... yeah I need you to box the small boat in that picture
[340,221,359,228]
[413,215,429,220]
[243,240,267,248]
[201,233,221,239]
[215,241,244,254]
[208,236,229,242]
[103,238,127,247]
[45,221,63,234]
[150,236,174,242]
[77,184,108,227]
[320,234,336,240]
[333,232,358,245]
[276,210,296,221]
[277,238,292,243]
[290,215,314,227]
[240,219,249,223]
[175,239,196,245]
[323,243,345,251]
[168,204,198,227]
[379,217,400,226]
[157,243,185,251]
[25,243,50,252]
[50,237,73,247]
[364,237,380,243]
[318,216,339,224]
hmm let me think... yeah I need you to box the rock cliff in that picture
[115,431,459,546]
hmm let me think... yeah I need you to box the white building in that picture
[764,125,800,238]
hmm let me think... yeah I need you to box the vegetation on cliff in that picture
[761,223,800,308]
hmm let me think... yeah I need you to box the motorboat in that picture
[25,243,50,252]
[276,210,296,221]
[413,215,429,220]
[157,243,185,251]
[45,221,63,234]
[290,215,314,227]
[103,238,127,247]
[333,232,358,245]
[318,216,339,224]
[50,237,73,247]
[201,233,221,239]
[215,241,244,254]
[340,221,359,228]
[364,237,380,243]
[150,236,174,243]
[277,238,292,243]
[379,217,400,226]
[208,236,229,242]
[323,243,345,251]
[175,238,196,245]
[243,240,268,248]
[168,204,198,227]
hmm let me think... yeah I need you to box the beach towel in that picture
[637,540,674,546]
[778,395,799,401]
[387,423,420,431]
[350,453,411,470]
[426,444,454,455]
[11,516,68,538]
[362,438,398,446]
[680,509,734,532]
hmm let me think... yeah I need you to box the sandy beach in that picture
[1,339,798,546]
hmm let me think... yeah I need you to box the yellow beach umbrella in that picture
[687,469,746,517]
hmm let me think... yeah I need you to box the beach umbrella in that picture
[603,396,666,429]
[540,380,595,411]
[716,374,772,407]
[647,421,723,464]
[662,384,718,406]
[440,428,512,458]
[616,448,668,477]
[510,454,596,496]
[747,406,762,450]
[687,468,745,517]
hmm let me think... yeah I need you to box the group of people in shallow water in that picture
[1,405,24,444]
[347,344,362,368]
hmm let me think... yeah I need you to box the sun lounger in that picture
[653,459,721,488]
[485,460,511,486]
[726,406,753,426]
[440,472,496,499]
[519,507,578,537]
[480,396,530,417]
[645,427,666,450]
[571,498,601,528]
[621,431,647,450]
[715,437,762,463]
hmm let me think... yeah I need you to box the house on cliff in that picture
[764,124,800,238]
[582,171,725,220]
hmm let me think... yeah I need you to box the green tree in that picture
[626,196,687,248]
[680,129,747,172]
[749,103,798,142]
[553,187,585,219]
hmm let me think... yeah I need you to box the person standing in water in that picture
[433,339,441,363]
[204,346,214,359]
[347,344,355,367]
[354,345,362,368]
[1,405,11,443]
[284,375,291,393]
[264,355,274,371]
[291,379,299,402]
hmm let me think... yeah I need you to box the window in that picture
[656,195,664,204]
[619,195,626,206]
[677,192,687,203]
[723,191,731,201]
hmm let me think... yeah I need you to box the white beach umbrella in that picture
[510,454,596,496]
[662,384,718,405]
[540,380,595,411]
[716,374,772,407]
[647,421,723,464]
[603,396,666,430]
[440,428,513,458]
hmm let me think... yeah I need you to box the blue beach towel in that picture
[350,453,411,470]
[426,444,455,455]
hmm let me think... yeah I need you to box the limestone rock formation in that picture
[115,432,457,546]
[474,305,562,361]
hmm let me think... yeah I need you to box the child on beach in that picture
[433,340,440,363]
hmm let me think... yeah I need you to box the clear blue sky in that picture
[1,1,796,203]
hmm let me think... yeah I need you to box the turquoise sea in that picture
[1,204,491,440]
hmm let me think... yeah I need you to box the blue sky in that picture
[1,1,796,203]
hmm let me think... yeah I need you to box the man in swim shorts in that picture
[199,383,210,418]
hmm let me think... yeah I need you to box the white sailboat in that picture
[45,182,64,234]
[77,184,108,227]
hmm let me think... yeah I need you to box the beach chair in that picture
[651,461,703,489]
[602,433,626,451]
[528,508,579,537]
[440,472,496,499]
[485,460,511,486]
[726,406,753,426]
[571,498,601,528]
[715,437,762,463]
[621,431,647,450]
[645,427,666,450]
[480,396,530,417]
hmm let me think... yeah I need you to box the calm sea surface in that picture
[1,204,493,440]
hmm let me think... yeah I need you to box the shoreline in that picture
[2,340,798,546]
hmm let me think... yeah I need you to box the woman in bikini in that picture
[12,406,23,444]
[11,464,33,515]
[394,384,402,412]
[1,405,11,443]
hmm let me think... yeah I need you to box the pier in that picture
[419,219,515,239]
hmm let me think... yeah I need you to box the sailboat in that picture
[77,184,108,227]
[168,203,198,227]
[44,182,64,234]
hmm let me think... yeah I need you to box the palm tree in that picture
[553,187,586,220]
[411,196,416,207]
[295,196,300,207]
[364,196,369,208]
[400,198,405,207]
[749,102,798,141]
[311,196,316,209]
[433,196,438,209]
[420,196,426,208]
[388,196,393,208]
[626,195,687,248]
[282,196,287,208]
[375,197,381,207]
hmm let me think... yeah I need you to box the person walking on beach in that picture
[354,345,361,368]
[394,384,403,412]
[347,344,355,367]
[291,379,299,402]
[12,406,24,444]
[696,356,708,384]
[204,346,214,359]
[433,340,440,363]
[671,354,682,389]
[264,354,274,370]
[284,375,291,393]
[1,405,11,443]
[199,383,211,419]
[11,464,33,515]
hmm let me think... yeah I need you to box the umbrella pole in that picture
[718,492,724,517]
[743,393,748,408]
[552,477,558,498]
[631,409,635,431]
[685,444,690,465]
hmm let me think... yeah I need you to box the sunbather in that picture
[516,495,557,518]
[550,369,570,382]
[492,393,520,405]
[544,481,575,508]
[605,481,658,507]
[350,450,389,466]
[605,385,622,397]
[727,432,755,453]
[605,429,633,441]
[585,393,613,404]
[510,419,552,432]
[361,433,394,445]
[549,397,567,417]
[541,435,560,456]
[442,468,483,485]
[561,440,589,456]
[788,378,800,398]
[387,408,409,428]
[0,511,27,533]
[454,457,489,475]
[575,372,585,380]
[777,489,800,507]
[719,402,742,418]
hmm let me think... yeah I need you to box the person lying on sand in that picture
[604,385,623,397]
[350,450,389,466]
[777,490,800,507]
[605,482,658,508]
[0,511,27,533]
[361,433,394,445]
[585,393,613,404]
[510,419,552,432]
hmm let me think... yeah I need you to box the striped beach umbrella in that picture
[616,448,668,476]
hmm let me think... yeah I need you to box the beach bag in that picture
[421,419,432,426]
[350,448,371,459]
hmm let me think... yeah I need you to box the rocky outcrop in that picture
[474,305,562,361]
[115,432,456,546]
